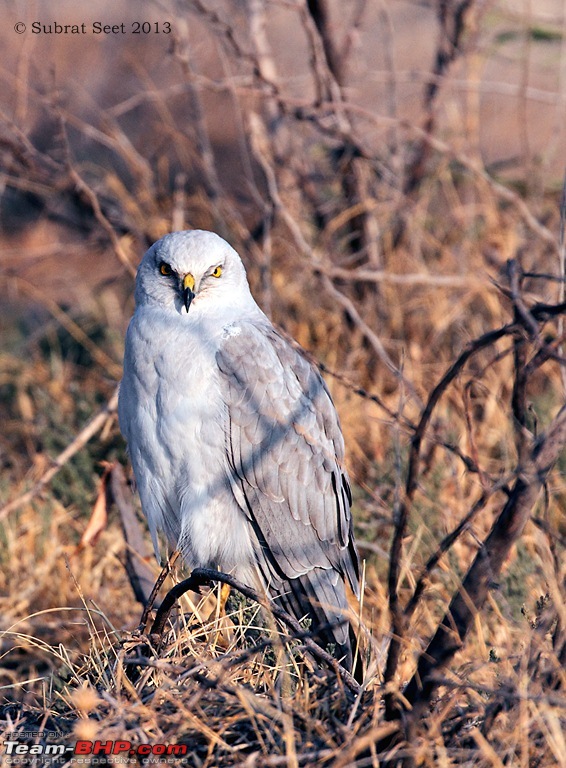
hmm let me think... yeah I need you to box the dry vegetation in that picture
[1,0,566,765]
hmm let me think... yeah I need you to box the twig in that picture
[314,262,493,289]
[404,0,476,194]
[57,113,137,277]
[56,102,154,194]
[172,21,223,203]
[284,96,559,250]
[559,173,566,394]
[137,550,180,632]
[148,567,361,695]
[339,0,369,80]
[508,259,540,338]
[383,321,513,715]
[67,165,137,277]
[462,379,490,490]
[509,265,532,467]
[380,286,566,714]
[402,404,566,714]
[109,463,157,610]
[307,341,494,486]
[7,276,123,380]
[305,0,343,85]
[0,388,119,521]
[403,477,511,621]
[319,274,422,406]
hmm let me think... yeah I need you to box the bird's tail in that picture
[274,568,363,682]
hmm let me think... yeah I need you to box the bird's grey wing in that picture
[216,320,360,651]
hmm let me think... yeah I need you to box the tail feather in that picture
[271,567,360,678]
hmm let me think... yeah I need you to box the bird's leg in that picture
[220,583,231,612]
[211,582,233,650]
[138,550,180,633]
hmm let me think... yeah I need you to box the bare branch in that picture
[147,566,362,695]
[402,404,566,713]
[319,274,422,405]
[404,477,511,621]
[109,463,157,610]
[404,0,477,194]
[383,321,513,715]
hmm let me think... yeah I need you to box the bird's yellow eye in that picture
[159,261,173,276]
[212,266,222,278]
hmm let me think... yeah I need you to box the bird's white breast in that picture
[119,307,256,578]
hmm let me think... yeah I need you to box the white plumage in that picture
[119,230,360,670]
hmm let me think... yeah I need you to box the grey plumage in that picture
[218,321,360,659]
[119,230,360,672]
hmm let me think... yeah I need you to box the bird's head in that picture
[134,230,253,315]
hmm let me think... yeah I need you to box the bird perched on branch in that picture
[118,230,361,673]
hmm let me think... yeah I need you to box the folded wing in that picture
[216,321,360,665]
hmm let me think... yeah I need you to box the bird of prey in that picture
[118,230,360,672]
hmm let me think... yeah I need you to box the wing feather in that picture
[216,320,360,662]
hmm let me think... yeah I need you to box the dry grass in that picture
[1,1,566,765]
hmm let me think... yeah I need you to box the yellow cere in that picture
[183,273,196,291]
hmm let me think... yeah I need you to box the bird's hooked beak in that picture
[182,273,196,312]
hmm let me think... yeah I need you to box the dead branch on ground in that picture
[144,567,362,695]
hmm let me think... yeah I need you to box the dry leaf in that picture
[78,462,113,549]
